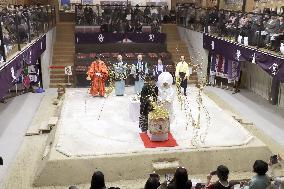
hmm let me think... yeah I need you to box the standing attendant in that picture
[113,55,128,96]
[175,56,189,96]
[131,54,148,95]
[153,57,166,81]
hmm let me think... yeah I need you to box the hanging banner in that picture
[203,34,284,82]
[0,35,46,99]
[65,66,73,75]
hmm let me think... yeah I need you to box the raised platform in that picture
[33,87,271,186]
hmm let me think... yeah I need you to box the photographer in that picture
[206,165,237,189]
[167,167,192,189]
[269,154,284,189]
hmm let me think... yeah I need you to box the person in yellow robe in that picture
[175,56,189,96]
[86,55,109,97]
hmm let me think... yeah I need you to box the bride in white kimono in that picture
[157,72,174,120]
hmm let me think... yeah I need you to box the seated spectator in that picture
[248,160,270,189]
[150,5,159,22]
[167,167,192,189]
[151,20,160,33]
[145,174,160,189]
[126,20,134,32]
[90,171,107,189]
[110,20,119,33]
[117,20,125,33]
[195,183,203,189]
[69,186,79,189]
[206,165,236,189]
[135,21,143,33]
[144,5,151,18]
[84,5,94,25]
[100,21,109,33]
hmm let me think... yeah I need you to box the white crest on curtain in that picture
[98,34,104,42]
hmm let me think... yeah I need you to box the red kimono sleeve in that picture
[87,62,95,78]
[99,61,109,81]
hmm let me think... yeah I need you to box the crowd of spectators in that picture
[76,4,176,33]
[68,155,284,189]
[176,4,284,53]
[0,4,54,60]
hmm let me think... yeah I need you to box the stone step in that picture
[39,117,58,134]
[152,160,179,175]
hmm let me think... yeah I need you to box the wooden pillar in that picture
[270,77,280,105]
[201,0,207,8]
[244,0,254,12]
[171,0,177,9]
[216,0,221,9]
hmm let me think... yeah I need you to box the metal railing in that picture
[74,4,167,27]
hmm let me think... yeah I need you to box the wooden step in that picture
[53,44,75,48]
[50,69,65,73]
[56,38,75,42]
[56,36,75,40]
[50,78,74,83]
[50,74,69,79]
[49,83,75,88]
[53,54,75,58]
[52,63,74,67]
[53,57,74,62]
[54,43,75,47]
[53,49,75,54]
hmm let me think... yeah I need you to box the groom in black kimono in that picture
[139,73,158,132]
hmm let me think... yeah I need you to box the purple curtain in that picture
[0,35,46,99]
[75,33,167,44]
[203,34,284,82]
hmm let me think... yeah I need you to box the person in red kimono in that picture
[86,55,109,97]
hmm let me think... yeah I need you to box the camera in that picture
[150,172,159,179]
[270,155,278,164]
[165,173,173,183]
[210,170,217,175]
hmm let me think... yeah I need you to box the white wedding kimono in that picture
[157,72,174,120]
